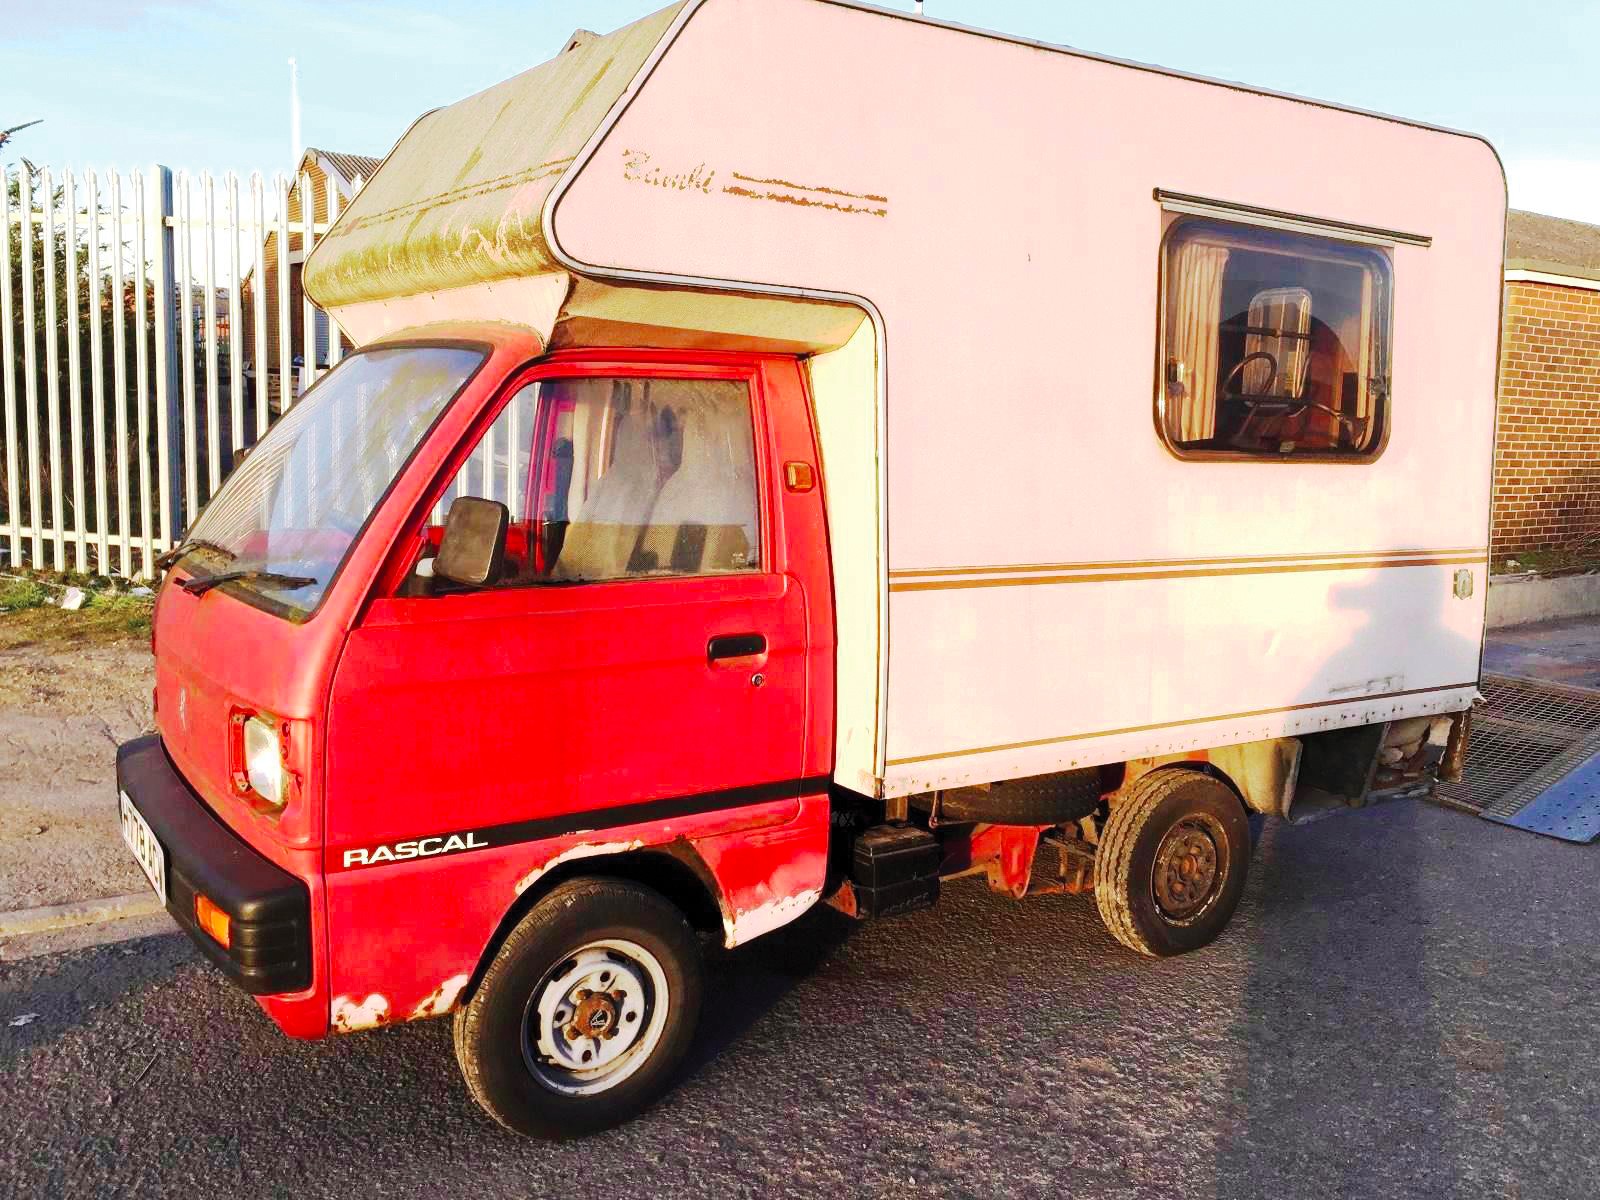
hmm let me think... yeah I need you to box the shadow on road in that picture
[1212,567,1482,1197]
[688,904,858,1074]
[1215,805,1460,1198]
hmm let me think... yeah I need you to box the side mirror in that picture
[435,497,508,589]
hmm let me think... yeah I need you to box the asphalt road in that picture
[4,797,1599,1200]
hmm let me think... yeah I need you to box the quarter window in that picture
[1160,218,1391,459]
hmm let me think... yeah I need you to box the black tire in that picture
[1094,769,1250,958]
[453,877,703,1138]
[935,769,1102,825]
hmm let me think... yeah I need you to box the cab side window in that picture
[417,376,760,591]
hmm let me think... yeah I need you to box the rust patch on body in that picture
[330,993,394,1034]
[722,185,886,218]
[514,839,647,896]
[822,879,861,919]
[618,148,888,217]
[730,171,887,204]
[410,974,471,1021]
[723,886,822,946]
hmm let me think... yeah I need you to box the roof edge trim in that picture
[1505,265,1600,291]
[1156,189,1432,248]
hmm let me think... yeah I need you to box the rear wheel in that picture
[453,878,702,1137]
[1094,769,1251,958]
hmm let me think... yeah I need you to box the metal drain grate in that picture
[1435,674,1600,820]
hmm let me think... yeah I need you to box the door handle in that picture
[708,633,767,661]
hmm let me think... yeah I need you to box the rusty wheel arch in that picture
[458,842,725,1009]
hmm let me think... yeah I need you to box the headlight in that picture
[243,715,286,806]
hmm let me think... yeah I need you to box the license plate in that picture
[120,791,167,907]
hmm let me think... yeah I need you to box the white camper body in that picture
[308,0,1505,802]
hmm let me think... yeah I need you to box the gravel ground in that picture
[4,798,1600,1200]
[0,615,153,913]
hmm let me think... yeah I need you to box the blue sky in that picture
[4,0,1599,221]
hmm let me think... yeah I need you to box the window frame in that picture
[391,351,777,595]
[1152,214,1397,466]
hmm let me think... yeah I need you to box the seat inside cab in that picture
[408,376,760,595]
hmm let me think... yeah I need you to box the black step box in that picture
[850,824,940,918]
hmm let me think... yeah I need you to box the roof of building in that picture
[313,149,384,187]
[1506,209,1600,281]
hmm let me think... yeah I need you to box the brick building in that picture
[1492,209,1600,562]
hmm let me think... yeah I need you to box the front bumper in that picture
[115,735,312,995]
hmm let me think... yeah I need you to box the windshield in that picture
[180,344,485,618]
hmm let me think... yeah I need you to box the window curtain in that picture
[1354,268,1379,451]
[1167,242,1229,443]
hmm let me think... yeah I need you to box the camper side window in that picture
[1159,218,1391,460]
[416,376,761,591]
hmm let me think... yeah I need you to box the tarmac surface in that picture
[1483,614,1600,689]
[5,796,1600,1199]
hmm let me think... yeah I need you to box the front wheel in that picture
[453,878,703,1137]
[1094,769,1251,958]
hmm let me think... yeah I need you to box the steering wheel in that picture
[1222,351,1278,399]
[1221,351,1375,449]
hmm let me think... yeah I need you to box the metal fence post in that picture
[0,169,19,568]
[152,165,183,544]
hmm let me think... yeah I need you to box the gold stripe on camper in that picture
[888,549,1487,592]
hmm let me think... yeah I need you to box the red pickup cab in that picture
[122,330,845,1134]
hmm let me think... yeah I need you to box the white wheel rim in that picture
[522,938,670,1097]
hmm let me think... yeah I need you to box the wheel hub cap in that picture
[1153,816,1224,920]
[569,991,621,1039]
[523,939,669,1096]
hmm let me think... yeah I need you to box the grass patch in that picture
[1495,548,1600,577]
[0,576,53,613]
[0,571,154,648]
[82,592,156,641]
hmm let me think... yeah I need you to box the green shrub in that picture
[0,577,52,612]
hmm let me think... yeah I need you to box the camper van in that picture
[116,0,1505,1136]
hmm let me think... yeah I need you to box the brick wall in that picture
[1491,279,1600,558]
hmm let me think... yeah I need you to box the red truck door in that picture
[319,355,816,1006]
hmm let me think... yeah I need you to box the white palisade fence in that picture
[1,164,353,579]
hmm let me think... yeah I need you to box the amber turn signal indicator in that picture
[194,893,231,948]
[784,461,815,492]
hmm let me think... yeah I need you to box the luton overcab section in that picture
[116,0,1505,1136]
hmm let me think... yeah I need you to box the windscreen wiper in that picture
[154,538,236,572]
[179,570,317,596]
